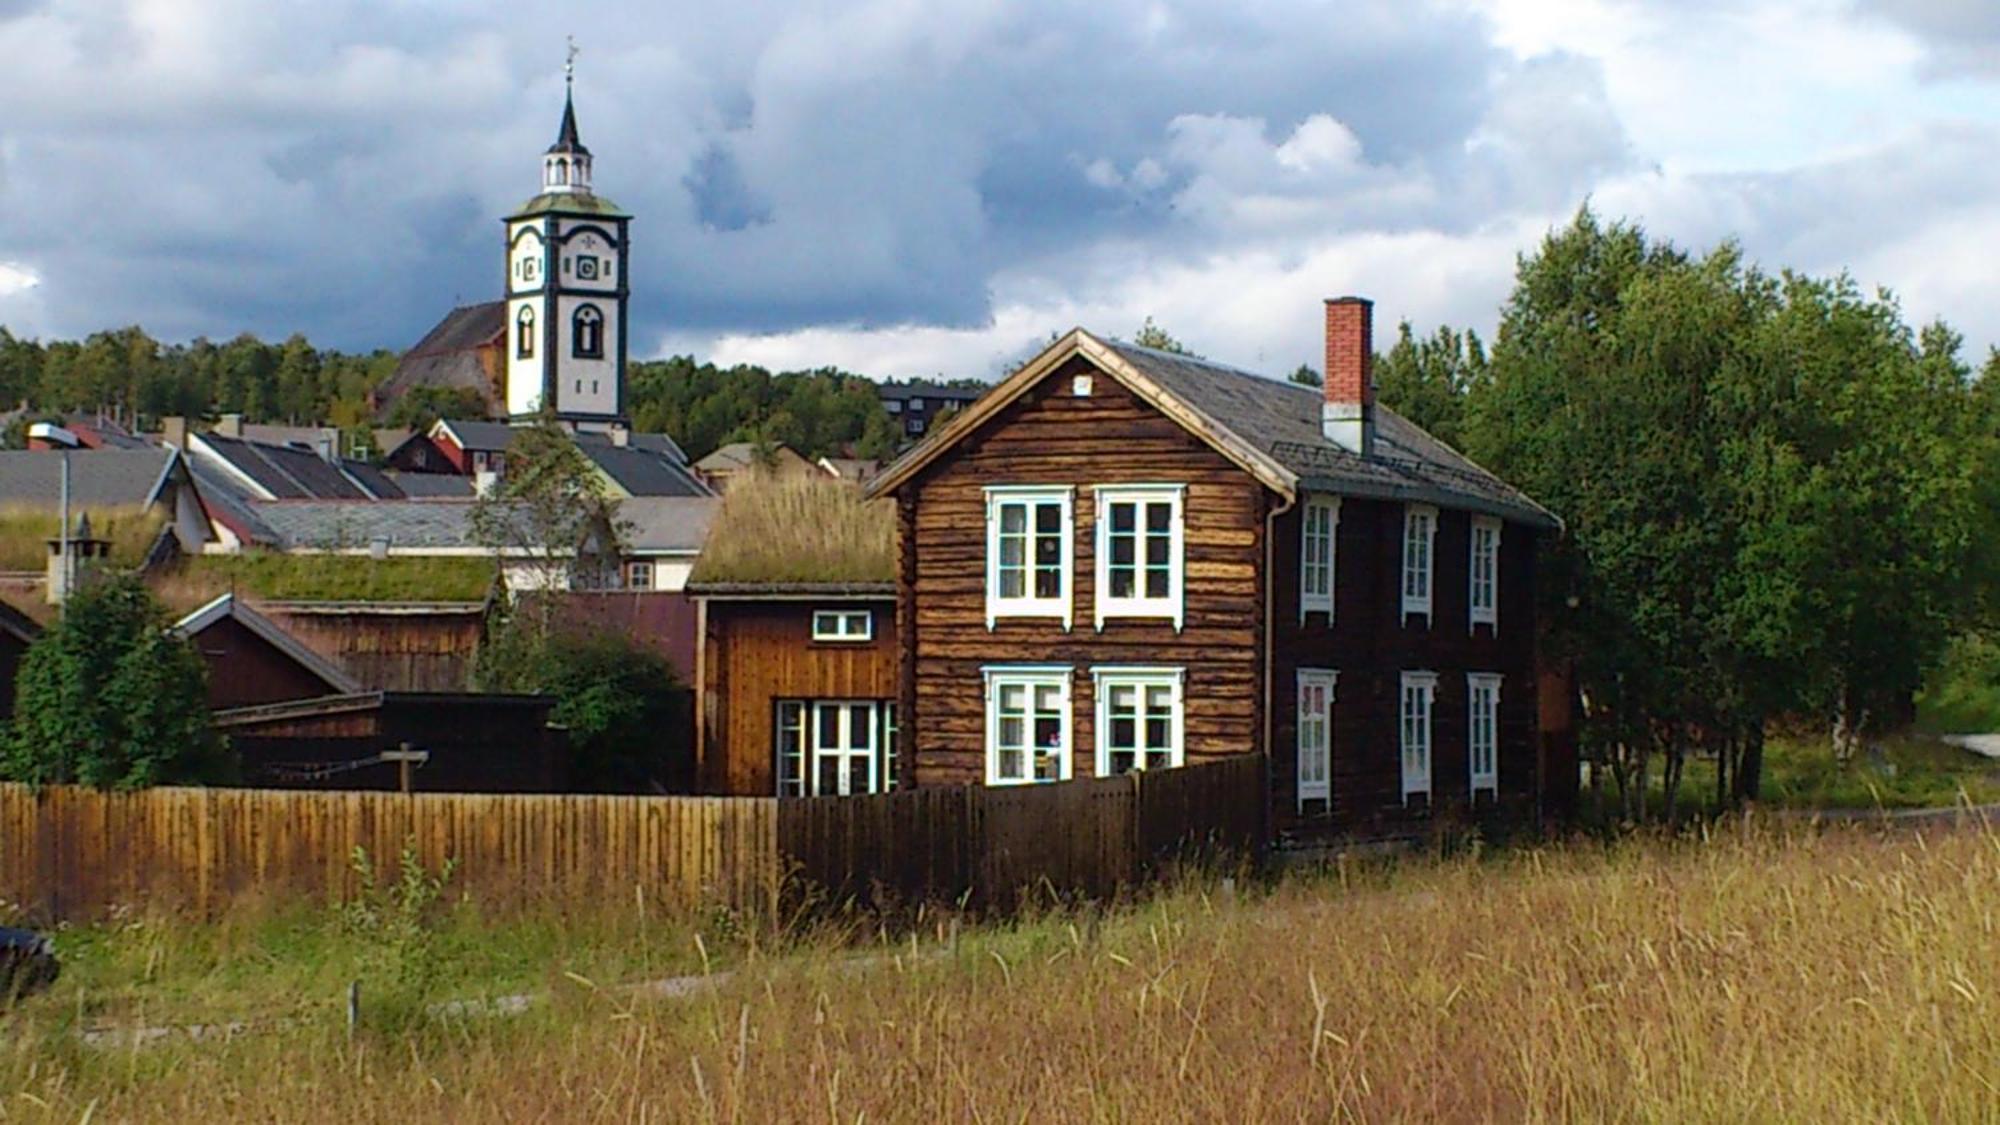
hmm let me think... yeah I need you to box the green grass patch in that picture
[0,504,164,571]
[1916,633,2000,735]
[1607,730,2000,817]
[163,552,497,606]
[690,471,893,586]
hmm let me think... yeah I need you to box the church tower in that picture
[504,54,631,425]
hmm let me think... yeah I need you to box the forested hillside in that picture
[0,325,954,461]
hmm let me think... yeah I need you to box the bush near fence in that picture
[0,756,1266,920]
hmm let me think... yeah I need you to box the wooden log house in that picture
[866,298,1563,839]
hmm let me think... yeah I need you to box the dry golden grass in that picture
[689,470,895,586]
[0,504,165,571]
[3,822,1998,1121]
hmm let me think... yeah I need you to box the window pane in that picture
[1145,502,1171,534]
[1145,567,1169,598]
[1001,505,1025,534]
[1111,536,1135,566]
[1034,503,1060,534]
[1145,716,1170,748]
[999,536,1024,568]
[1033,715,1060,748]
[1111,717,1135,748]
[816,757,841,796]
[1001,570,1024,599]
[1034,568,1061,598]
[999,748,1024,779]
[1144,684,1172,712]
[1111,569,1135,598]
[1000,683,1026,713]
[1034,534,1061,567]
[848,705,873,750]
[999,716,1024,748]
[1034,683,1061,712]
[1145,535,1170,566]
[1110,503,1135,533]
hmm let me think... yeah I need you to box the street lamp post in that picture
[27,423,81,616]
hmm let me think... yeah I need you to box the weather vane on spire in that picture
[565,36,579,88]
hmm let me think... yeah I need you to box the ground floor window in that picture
[983,665,1072,785]
[1296,668,1335,811]
[1400,672,1436,802]
[1092,666,1182,775]
[775,699,897,797]
[1468,673,1501,797]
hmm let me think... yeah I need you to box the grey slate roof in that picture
[187,461,279,545]
[198,433,375,501]
[619,497,719,553]
[253,501,481,551]
[384,472,473,498]
[438,419,517,452]
[877,381,986,404]
[582,440,711,497]
[341,462,404,500]
[1102,341,1559,529]
[0,449,179,509]
[374,302,506,421]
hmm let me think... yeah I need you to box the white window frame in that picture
[1400,671,1437,802]
[984,486,1075,630]
[1296,668,1336,810]
[1469,516,1500,632]
[623,560,655,590]
[1402,504,1437,620]
[1299,495,1340,623]
[1091,666,1184,776]
[1093,484,1185,631]
[1468,673,1502,798]
[982,665,1073,786]
[811,608,874,642]
[775,699,896,797]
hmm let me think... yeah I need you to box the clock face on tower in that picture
[577,256,599,280]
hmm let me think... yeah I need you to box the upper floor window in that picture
[1299,495,1339,622]
[984,666,1071,785]
[1400,671,1436,802]
[909,396,926,410]
[1468,673,1501,797]
[623,560,655,590]
[1469,516,1500,631]
[1402,504,1437,619]
[1296,668,1336,811]
[573,305,604,359]
[1094,484,1184,630]
[885,400,903,414]
[985,486,1074,629]
[1093,666,1182,776]
[516,306,535,359]
[812,609,873,642]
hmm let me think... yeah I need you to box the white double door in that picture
[810,701,880,797]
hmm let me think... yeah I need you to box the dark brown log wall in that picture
[190,616,341,709]
[699,598,898,796]
[1269,497,1541,836]
[900,356,1270,787]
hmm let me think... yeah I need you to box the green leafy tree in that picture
[1288,364,1322,388]
[1374,322,1487,448]
[1132,316,1197,356]
[3,575,229,789]
[385,385,489,430]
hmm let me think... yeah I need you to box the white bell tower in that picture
[503,41,632,427]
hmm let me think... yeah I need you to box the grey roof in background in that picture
[1102,341,1560,529]
[0,449,179,509]
[576,428,688,466]
[584,441,712,497]
[373,302,507,421]
[187,461,279,545]
[197,433,372,501]
[385,472,473,498]
[254,501,481,551]
[876,381,986,403]
[341,461,404,500]
[619,497,719,553]
[437,419,517,452]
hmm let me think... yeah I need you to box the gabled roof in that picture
[432,418,517,453]
[251,500,482,552]
[174,593,363,695]
[373,303,507,421]
[619,496,719,554]
[694,442,811,474]
[0,597,39,645]
[583,440,711,497]
[868,329,1559,529]
[384,471,473,498]
[192,432,375,501]
[0,448,184,509]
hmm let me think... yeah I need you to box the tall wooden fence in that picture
[0,755,1266,920]
[0,787,780,918]
[778,753,1267,911]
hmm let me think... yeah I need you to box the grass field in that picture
[1597,732,2000,820]
[3,821,1997,1120]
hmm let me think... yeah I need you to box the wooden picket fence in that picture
[0,755,1266,920]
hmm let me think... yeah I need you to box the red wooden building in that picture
[867,298,1563,840]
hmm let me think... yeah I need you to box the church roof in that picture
[504,192,629,221]
[373,302,507,422]
[547,91,591,157]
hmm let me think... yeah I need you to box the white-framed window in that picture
[885,400,903,414]
[1468,673,1502,798]
[1402,504,1438,619]
[1299,495,1339,622]
[623,560,655,590]
[985,486,1075,629]
[1400,671,1437,802]
[909,397,926,410]
[1469,516,1500,631]
[811,609,873,642]
[1296,668,1336,810]
[1093,484,1184,630]
[775,699,896,797]
[983,666,1072,786]
[1092,666,1183,776]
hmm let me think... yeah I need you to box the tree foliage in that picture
[1457,208,1985,817]
[2,575,229,789]
[626,359,907,462]
[1132,317,1198,357]
[469,414,628,601]
[1374,322,1487,448]
[487,631,686,793]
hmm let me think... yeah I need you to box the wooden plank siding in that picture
[899,355,1271,787]
[1269,497,1541,837]
[0,784,780,918]
[699,597,899,796]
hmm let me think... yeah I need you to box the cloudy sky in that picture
[0,0,1995,381]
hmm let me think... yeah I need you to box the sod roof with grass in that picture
[686,472,894,593]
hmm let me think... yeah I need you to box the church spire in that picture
[541,38,592,194]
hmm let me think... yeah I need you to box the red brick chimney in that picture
[1322,296,1374,456]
